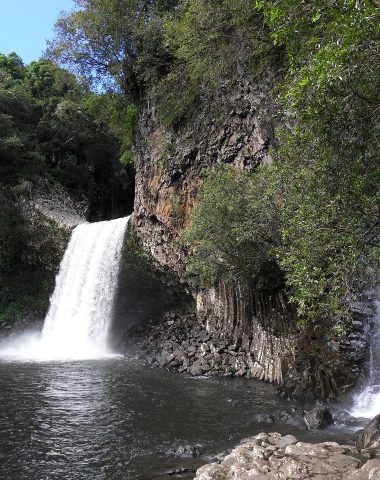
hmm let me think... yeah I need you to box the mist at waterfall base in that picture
[0,216,129,361]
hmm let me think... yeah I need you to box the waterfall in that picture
[351,299,380,418]
[40,216,129,359]
[1,217,129,361]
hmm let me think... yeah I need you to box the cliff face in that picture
[131,72,369,395]
[131,73,300,385]
[132,75,276,274]
[196,284,297,383]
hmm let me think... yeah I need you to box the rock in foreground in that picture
[195,432,380,480]
[356,414,380,450]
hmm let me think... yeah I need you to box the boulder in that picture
[356,414,380,449]
[190,364,203,376]
[194,433,367,480]
[303,406,334,430]
[169,443,204,458]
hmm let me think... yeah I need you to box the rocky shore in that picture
[136,312,267,379]
[194,430,380,480]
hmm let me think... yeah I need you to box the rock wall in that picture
[131,72,370,393]
[131,73,301,384]
[132,75,276,274]
[196,283,297,383]
[0,178,85,332]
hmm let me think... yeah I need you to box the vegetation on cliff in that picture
[0,188,70,326]
[0,51,134,220]
[180,0,380,325]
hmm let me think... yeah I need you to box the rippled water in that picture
[0,357,355,480]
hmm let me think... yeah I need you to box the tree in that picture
[47,0,178,98]
[0,52,25,81]
[185,165,283,293]
[25,59,80,100]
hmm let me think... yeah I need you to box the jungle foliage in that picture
[0,51,135,323]
[0,52,134,219]
[186,0,380,324]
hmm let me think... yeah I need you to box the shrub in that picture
[184,165,284,292]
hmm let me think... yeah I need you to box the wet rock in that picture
[190,364,203,376]
[160,350,174,368]
[346,459,380,480]
[356,414,380,449]
[200,343,210,355]
[303,406,334,430]
[278,434,298,448]
[165,467,196,476]
[170,444,204,458]
[254,413,275,424]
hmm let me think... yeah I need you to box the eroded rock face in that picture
[137,311,280,379]
[132,75,300,385]
[0,179,81,332]
[194,432,380,480]
[132,76,276,276]
[14,177,87,229]
[131,72,370,395]
[197,283,297,383]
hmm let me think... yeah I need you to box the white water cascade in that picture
[351,299,380,419]
[2,216,129,361]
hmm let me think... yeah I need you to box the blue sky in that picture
[0,0,76,64]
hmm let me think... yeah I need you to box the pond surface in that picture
[0,356,355,480]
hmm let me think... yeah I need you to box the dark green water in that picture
[0,357,354,480]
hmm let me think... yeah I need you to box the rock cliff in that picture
[0,178,85,331]
[131,72,369,396]
[131,74,300,385]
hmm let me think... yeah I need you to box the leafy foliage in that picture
[48,0,178,97]
[186,0,380,324]
[260,0,380,322]
[185,166,284,292]
[0,51,138,325]
[153,0,276,125]
[0,52,134,219]
[164,0,268,85]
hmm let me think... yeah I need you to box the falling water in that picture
[2,217,129,360]
[350,299,380,419]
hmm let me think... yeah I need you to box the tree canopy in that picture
[47,0,178,98]
[0,52,134,219]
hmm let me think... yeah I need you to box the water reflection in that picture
[0,358,356,480]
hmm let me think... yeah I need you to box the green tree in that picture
[185,165,283,292]
[48,0,178,98]
[0,52,25,81]
[258,0,380,322]
[25,59,80,100]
